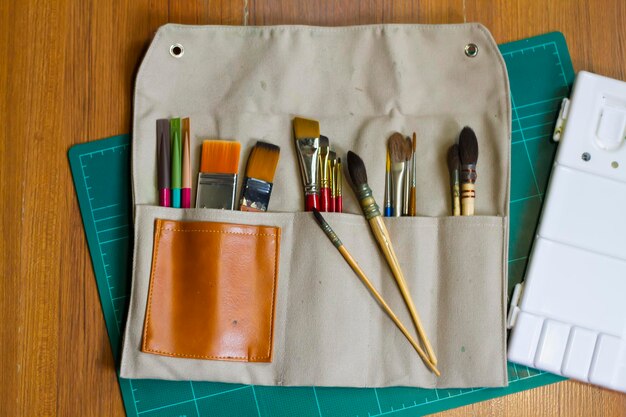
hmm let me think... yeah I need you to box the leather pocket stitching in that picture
[142,221,279,361]
[161,227,278,237]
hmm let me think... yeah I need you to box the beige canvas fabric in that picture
[121,23,511,388]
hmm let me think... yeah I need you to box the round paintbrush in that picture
[459,127,479,216]
[447,144,461,216]
[409,132,417,216]
[347,151,438,366]
[311,208,440,376]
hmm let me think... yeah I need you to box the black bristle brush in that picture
[459,127,479,216]
[347,151,438,367]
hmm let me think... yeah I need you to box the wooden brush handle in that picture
[461,182,475,216]
[409,186,416,216]
[368,216,438,366]
[337,245,440,376]
[452,182,461,216]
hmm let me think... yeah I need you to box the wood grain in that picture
[1,0,624,416]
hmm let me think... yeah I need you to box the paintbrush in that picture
[328,149,336,212]
[447,144,461,216]
[318,135,330,212]
[335,157,343,212]
[347,151,438,366]
[403,136,412,216]
[384,149,392,217]
[240,141,280,212]
[196,140,241,209]
[311,208,440,376]
[409,132,417,216]
[389,133,407,217]
[459,127,479,216]
[293,117,321,211]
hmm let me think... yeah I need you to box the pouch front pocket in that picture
[142,218,281,362]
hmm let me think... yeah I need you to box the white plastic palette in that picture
[507,71,626,393]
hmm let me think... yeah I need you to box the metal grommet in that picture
[170,44,184,58]
[465,43,479,58]
[582,152,591,162]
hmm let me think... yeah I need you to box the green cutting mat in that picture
[69,32,574,417]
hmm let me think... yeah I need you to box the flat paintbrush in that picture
[196,140,241,209]
[312,209,440,376]
[347,151,438,366]
[447,144,461,216]
[239,141,280,212]
[388,133,407,217]
[459,127,479,216]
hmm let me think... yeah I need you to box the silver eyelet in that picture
[465,43,479,58]
[170,44,184,58]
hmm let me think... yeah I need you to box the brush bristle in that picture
[459,127,479,165]
[200,140,241,174]
[412,132,417,151]
[347,151,368,186]
[293,117,320,139]
[447,144,460,171]
[319,135,330,149]
[388,132,406,163]
[404,136,413,161]
[245,141,280,182]
[312,207,326,226]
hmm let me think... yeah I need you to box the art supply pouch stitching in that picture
[141,218,281,362]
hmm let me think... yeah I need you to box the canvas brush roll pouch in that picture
[121,23,511,388]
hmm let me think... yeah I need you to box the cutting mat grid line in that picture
[69,32,575,417]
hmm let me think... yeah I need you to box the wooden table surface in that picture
[1,0,625,416]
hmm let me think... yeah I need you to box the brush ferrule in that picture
[196,173,238,209]
[319,219,343,248]
[450,168,460,186]
[460,163,477,183]
[240,177,273,212]
[330,161,336,198]
[304,184,320,194]
[319,147,330,187]
[391,162,406,218]
[335,161,342,197]
[295,138,320,193]
[354,183,381,220]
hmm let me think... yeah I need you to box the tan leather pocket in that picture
[141,218,281,362]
